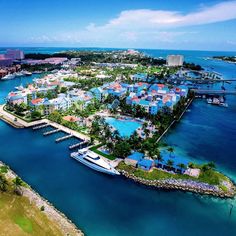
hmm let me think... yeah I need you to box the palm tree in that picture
[202,161,216,171]
[106,142,114,152]
[207,161,216,170]
[156,155,163,168]
[167,159,174,171]
[0,174,8,192]
[167,147,174,157]
[177,163,186,174]
[12,177,24,195]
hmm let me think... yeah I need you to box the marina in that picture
[0,48,236,236]
[56,134,73,143]
[43,128,61,136]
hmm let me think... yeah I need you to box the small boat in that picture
[1,74,15,80]
[15,84,24,91]
[33,71,43,74]
[22,70,32,76]
[207,97,228,107]
[219,103,228,108]
[14,72,24,77]
[71,148,120,175]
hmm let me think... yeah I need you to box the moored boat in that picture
[1,74,16,80]
[71,148,120,175]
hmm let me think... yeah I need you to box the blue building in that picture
[138,159,154,171]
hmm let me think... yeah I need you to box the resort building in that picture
[0,55,13,67]
[125,82,187,115]
[49,94,72,111]
[90,87,104,101]
[5,49,25,60]
[167,55,184,67]
[6,92,27,105]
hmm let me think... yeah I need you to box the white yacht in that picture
[71,148,120,175]
[22,70,32,76]
[2,74,15,80]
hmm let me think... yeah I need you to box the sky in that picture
[0,0,236,51]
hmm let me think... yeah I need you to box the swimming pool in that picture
[106,117,142,137]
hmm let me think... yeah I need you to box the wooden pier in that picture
[69,141,88,150]
[43,129,60,136]
[55,134,73,143]
[33,123,50,130]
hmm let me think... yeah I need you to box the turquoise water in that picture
[0,74,41,103]
[0,48,236,235]
[106,117,142,137]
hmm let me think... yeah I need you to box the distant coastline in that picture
[212,56,236,64]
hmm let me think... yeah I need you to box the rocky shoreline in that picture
[0,161,83,236]
[118,169,236,198]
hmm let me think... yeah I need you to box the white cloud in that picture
[27,1,236,49]
[94,1,236,31]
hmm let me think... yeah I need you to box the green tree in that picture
[31,110,42,120]
[167,147,174,157]
[156,155,164,167]
[60,87,68,93]
[12,177,24,195]
[177,163,186,173]
[0,174,8,192]
[113,141,131,158]
[167,159,174,170]
[48,111,62,123]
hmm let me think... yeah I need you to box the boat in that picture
[1,74,16,80]
[207,97,228,107]
[14,72,24,77]
[219,103,228,108]
[33,71,43,74]
[15,84,24,91]
[22,70,32,76]
[71,148,120,175]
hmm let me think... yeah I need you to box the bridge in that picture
[176,78,236,83]
[192,89,236,95]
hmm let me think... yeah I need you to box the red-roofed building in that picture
[31,98,43,106]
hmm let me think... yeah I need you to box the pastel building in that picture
[0,55,13,67]
[6,92,27,105]
[90,87,104,101]
[167,55,184,67]
[6,49,24,60]
[49,94,72,111]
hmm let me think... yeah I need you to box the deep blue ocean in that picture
[0,48,236,235]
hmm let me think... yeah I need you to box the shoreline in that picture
[156,97,194,143]
[0,161,84,236]
[118,169,236,198]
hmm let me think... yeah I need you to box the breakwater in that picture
[118,169,236,198]
[0,161,84,236]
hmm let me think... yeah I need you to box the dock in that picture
[33,123,50,130]
[69,141,88,150]
[55,134,73,143]
[43,129,60,136]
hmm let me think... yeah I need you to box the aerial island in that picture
[0,48,235,234]
[212,56,236,64]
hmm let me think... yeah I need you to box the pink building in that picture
[6,49,24,60]
[0,54,13,67]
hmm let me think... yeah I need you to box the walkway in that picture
[0,104,90,141]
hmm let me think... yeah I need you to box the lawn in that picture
[117,162,193,181]
[117,162,230,187]
[0,192,64,236]
[89,144,116,160]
